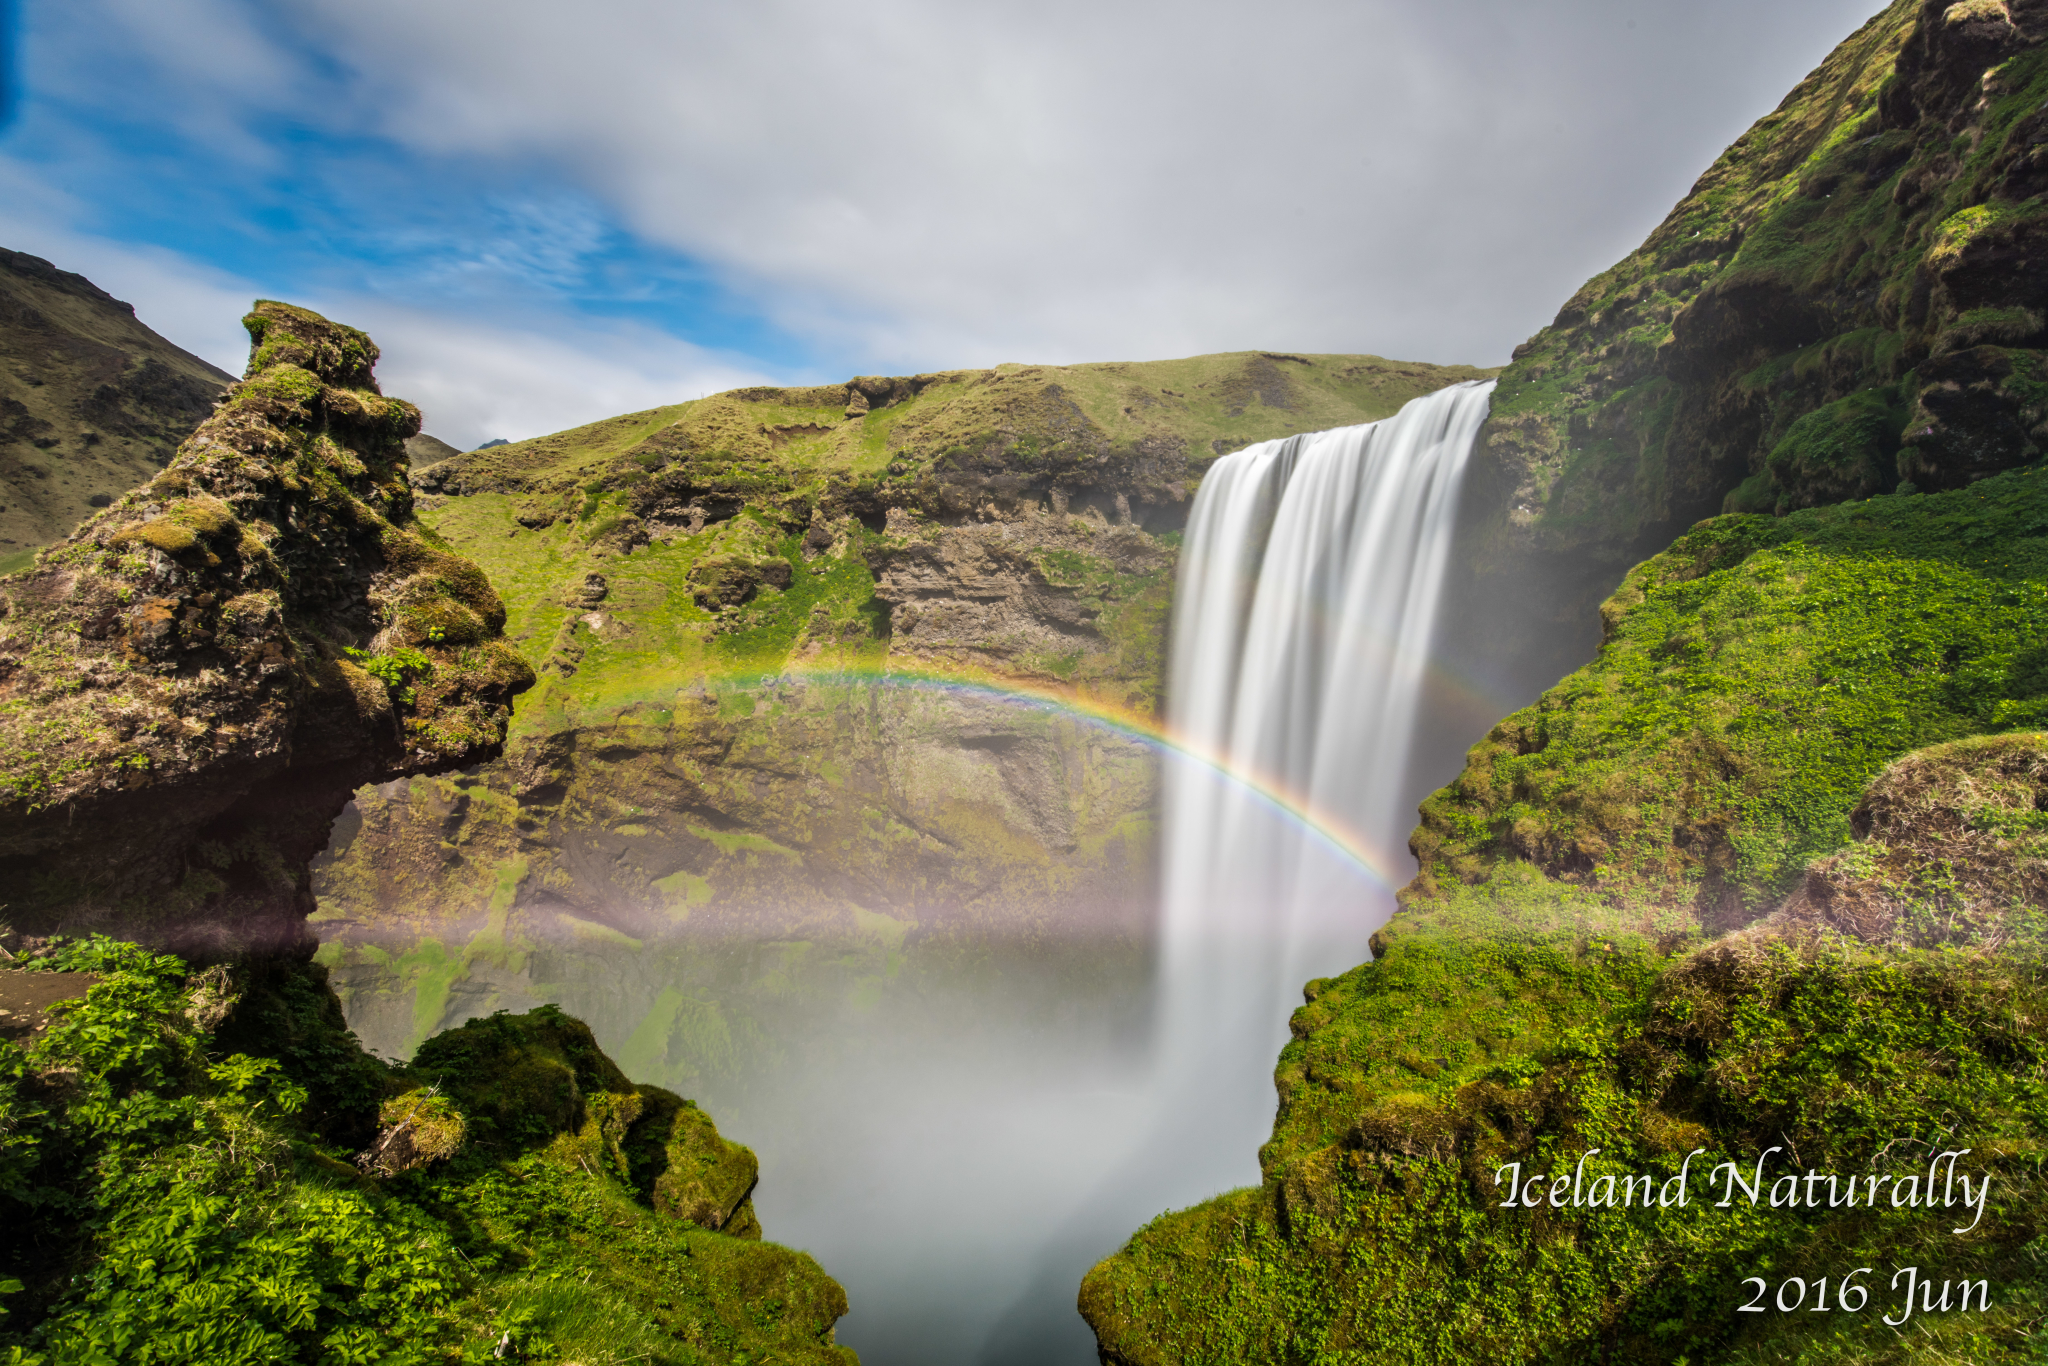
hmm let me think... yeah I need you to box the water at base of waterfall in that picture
[330,380,1498,1366]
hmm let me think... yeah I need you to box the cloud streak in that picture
[0,196,770,447]
[5,0,1893,424]
[266,0,1889,368]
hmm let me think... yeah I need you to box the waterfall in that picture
[1155,379,1494,1157]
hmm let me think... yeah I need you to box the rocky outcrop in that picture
[0,248,235,570]
[0,301,532,953]
[870,504,1171,694]
[1462,0,2048,647]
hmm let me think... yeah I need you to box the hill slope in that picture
[0,249,235,573]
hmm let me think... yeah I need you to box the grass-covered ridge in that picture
[1082,829,2048,1364]
[417,352,1492,525]
[0,938,853,1365]
[1413,465,2048,918]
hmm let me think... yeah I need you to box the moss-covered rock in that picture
[0,937,854,1365]
[1082,855,2048,1364]
[1412,467,2048,923]
[1464,0,2048,659]
[0,301,534,951]
[1783,730,2048,945]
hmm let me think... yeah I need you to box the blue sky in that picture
[2,0,1887,448]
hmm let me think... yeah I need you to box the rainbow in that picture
[719,657,1468,894]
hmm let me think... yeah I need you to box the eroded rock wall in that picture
[0,301,531,953]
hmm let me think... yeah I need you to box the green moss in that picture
[0,941,854,1365]
[1083,885,2048,1365]
[1758,386,1911,510]
[1416,467,2048,912]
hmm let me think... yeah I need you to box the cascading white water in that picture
[1154,380,1495,1157]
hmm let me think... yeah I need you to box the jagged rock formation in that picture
[0,301,531,953]
[0,248,234,572]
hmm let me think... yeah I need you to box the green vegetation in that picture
[0,938,853,1365]
[1083,875,2048,1364]
[420,352,1492,524]
[1414,467,2048,916]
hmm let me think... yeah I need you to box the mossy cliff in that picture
[1415,469,2048,922]
[0,301,532,953]
[0,937,854,1364]
[1463,0,2048,648]
[310,352,1487,1062]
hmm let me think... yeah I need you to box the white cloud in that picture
[256,0,1887,370]
[322,303,775,449]
[0,175,773,447]
[8,0,1894,408]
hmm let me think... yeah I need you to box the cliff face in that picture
[0,301,532,954]
[1466,0,2048,630]
[0,249,235,574]
[310,352,1487,1060]
[1422,0,2048,920]
[1414,468,2048,922]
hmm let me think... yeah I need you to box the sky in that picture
[0,0,1887,450]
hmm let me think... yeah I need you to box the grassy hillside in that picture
[0,249,233,576]
[417,351,1494,530]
